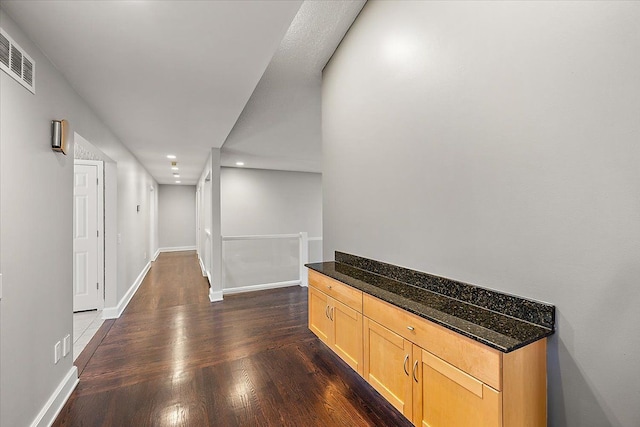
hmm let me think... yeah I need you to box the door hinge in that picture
[97,282,99,290]
[97,230,99,237]
[97,178,99,185]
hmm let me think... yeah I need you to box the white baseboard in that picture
[30,366,78,427]
[102,261,151,319]
[152,248,160,261]
[209,289,223,302]
[198,256,206,277]
[222,280,301,296]
[158,246,196,253]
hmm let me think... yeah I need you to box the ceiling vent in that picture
[0,27,35,94]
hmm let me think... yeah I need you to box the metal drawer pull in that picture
[413,360,419,382]
[330,307,334,321]
[403,355,410,376]
[407,326,415,331]
[325,305,330,319]
[327,285,332,289]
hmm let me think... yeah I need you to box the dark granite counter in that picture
[306,255,554,353]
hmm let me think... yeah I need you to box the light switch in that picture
[54,341,62,364]
[63,334,71,357]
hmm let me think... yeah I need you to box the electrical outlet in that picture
[63,334,71,357]
[54,341,62,364]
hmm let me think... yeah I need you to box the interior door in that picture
[73,164,99,312]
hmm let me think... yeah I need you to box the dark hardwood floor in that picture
[54,251,411,427]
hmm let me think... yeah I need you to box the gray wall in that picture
[221,167,322,237]
[322,2,640,427]
[158,184,196,249]
[0,9,156,426]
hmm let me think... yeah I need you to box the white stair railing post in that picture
[299,232,309,287]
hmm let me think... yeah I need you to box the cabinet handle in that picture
[325,305,329,319]
[330,306,334,321]
[407,326,415,331]
[403,355,410,376]
[412,360,419,383]
[327,285,332,290]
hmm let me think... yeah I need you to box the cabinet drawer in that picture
[363,294,501,390]
[418,349,502,427]
[309,270,362,312]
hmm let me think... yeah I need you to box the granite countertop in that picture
[306,261,554,353]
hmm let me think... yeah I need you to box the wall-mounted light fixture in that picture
[51,120,68,154]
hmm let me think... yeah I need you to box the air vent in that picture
[0,33,9,68]
[0,27,36,94]
[23,57,33,86]
[10,45,22,75]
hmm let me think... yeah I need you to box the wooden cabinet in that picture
[308,271,547,427]
[308,271,363,375]
[308,285,331,344]
[363,317,413,418]
[364,294,501,390]
[364,315,503,427]
[414,349,501,427]
[331,297,363,374]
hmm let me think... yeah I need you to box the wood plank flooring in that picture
[54,251,411,427]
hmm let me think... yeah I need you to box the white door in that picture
[73,164,99,312]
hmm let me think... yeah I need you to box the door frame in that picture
[74,159,105,310]
[149,184,156,261]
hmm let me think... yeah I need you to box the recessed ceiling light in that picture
[171,167,179,171]
[175,181,181,184]
[167,154,176,159]
[236,161,245,166]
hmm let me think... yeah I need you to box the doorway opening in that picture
[72,132,117,360]
[72,159,104,358]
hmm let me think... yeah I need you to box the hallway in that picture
[54,251,409,426]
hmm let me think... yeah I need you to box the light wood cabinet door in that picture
[309,286,363,376]
[331,298,363,376]
[363,318,413,420]
[415,348,502,427]
[308,286,331,345]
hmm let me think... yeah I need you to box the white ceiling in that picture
[221,0,366,173]
[1,0,365,184]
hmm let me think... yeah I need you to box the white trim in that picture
[223,280,301,295]
[299,232,309,287]
[152,248,160,261]
[30,366,78,427]
[198,256,206,277]
[102,261,151,319]
[222,234,299,241]
[308,237,323,241]
[158,246,197,253]
[209,289,223,302]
